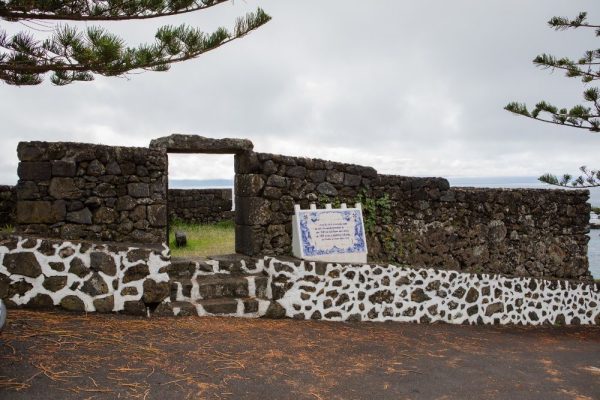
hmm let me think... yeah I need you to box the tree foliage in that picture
[505,12,600,187]
[0,1,271,85]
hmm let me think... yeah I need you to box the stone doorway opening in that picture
[166,153,235,257]
[149,134,253,258]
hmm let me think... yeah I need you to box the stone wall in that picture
[15,142,168,244]
[265,257,600,325]
[168,189,233,223]
[234,151,591,281]
[234,151,378,256]
[370,177,591,280]
[0,235,170,314]
[0,185,16,226]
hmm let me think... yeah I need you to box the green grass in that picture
[169,220,235,258]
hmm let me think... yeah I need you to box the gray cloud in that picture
[1,0,598,183]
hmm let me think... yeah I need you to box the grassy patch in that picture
[169,220,235,258]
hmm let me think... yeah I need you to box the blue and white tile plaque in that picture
[292,203,368,263]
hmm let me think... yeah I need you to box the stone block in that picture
[175,231,187,247]
[17,142,46,162]
[148,204,167,227]
[3,252,42,278]
[316,182,337,196]
[128,183,150,198]
[286,166,307,179]
[123,264,150,283]
[49,177,81,200]
[235,197,271,225]
[235,174,265,197]
[81,273,109,296]
[66,208,92,224]
[93,207,118,224]
[235,224,264,256]
[116,195,137,211]
[60,295,86,312]
[28,294,54,309]
[142,279,170,303]
[93,295,114,313]
[43,276,68,292]
[123,300,146,316]
[150,134,253,154]
[16,181,39,200]
[17,162,52,181]
[69,257,89,278]
[51,161,76,177]
[90,252,117,276]
[266,175,288,188]
[326,170,344,184]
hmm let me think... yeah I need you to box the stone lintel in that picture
[149,134,253,154]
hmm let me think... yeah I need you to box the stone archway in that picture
[150,134,254,254]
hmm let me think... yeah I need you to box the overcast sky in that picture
[1,0,599,183]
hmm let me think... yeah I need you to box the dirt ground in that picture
[0,310,599,400]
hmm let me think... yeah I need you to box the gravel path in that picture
[1,310,599,399]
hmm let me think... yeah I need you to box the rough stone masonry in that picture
[15,141,168,244]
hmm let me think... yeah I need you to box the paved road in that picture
[1,310,599,399]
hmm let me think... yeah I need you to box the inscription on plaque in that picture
[292,203,368,263]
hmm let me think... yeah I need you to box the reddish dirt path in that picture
[1,310,599,399]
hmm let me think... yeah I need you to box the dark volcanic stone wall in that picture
[234,151,591,281]
[15,142,168,244]
[168,189,233,223]
[371,176,591,280]
[234,151,378,256]
[0,185,16,226]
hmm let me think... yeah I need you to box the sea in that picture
[171,177,600,278]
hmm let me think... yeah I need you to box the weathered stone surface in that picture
[52,160,76,177]
[150,134,253,154]
[66,208,92,224]
[127,183,150,198]
[87,160,105,176]
[465,287,479,303]
[60,295,86,312]
[168,189,232,224]
[28,294,54,308]
[93,295,114,313]
[485,302,504,316]
[42,276,67,292]
[49,177,81,199]
[263,301,286,319]
[411,288,430,303]
[17,162,51,181]
[16,201,65,224]
[93,207,118,224]
[147,204,167,227]
[123,300,146,316]
[0,274,9,298]
[235,174,265,197]
[175,231,187,247]
[142,279,170,303]
[236,197,271,225]
[14,141,168,244]
[316,182,337,196]
[3,252,42,278]
[123,264,150,283]
[69,258,89,278]
[81,273,109,296]
[90,252,117,276]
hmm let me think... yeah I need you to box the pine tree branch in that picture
[0,7,271,85]
[0,0,230,21]
[540,167,600,188]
